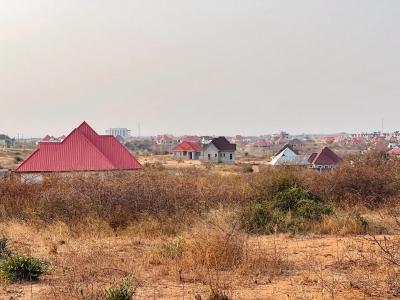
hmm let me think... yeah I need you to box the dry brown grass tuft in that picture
[183,226,245,271]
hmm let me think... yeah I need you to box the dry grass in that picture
[0,220,386,299]
[0,154,400,298]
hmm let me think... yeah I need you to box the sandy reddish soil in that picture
[0,221,393,300]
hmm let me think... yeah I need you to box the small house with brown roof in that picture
[201,137,236,164]
[308,147,341,171]
[172,141,202,160]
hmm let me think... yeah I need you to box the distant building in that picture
[172,141,202,160]
[288,138,305,150]
[155,135,175,145]
[16,122,142,173]
[308,147,341,171]
[0,134,14,148]
[36,134,65,145]
[253,139,271,148]
[200,136,213,144]
[106,128,131,140]
[388,146,400,157]
[231,135,244,143]
[270,144,309,166]
[201,137,236,164]
[182,135,201,143]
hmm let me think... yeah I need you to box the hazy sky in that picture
[1,1,400,137]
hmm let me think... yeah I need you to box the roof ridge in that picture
[75,123,120,166]
[100,135,143,169]
[70,129,116,168]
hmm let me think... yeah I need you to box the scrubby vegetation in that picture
[1,153,400,298]
[1,153,399,234]
[104,277,137,300]
[0,254,48,282]
[240,184,332,234]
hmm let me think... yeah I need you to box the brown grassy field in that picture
[0,152,400,299]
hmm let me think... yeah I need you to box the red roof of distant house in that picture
[172,141,202,152]
[156,135,174,142]
[15,122,142,173]
[182,135,200,143]
[254,139,270,147]
[309,147,341,166]
[308,153,318,163]
[388,147,400,156]
[372,141,386,151]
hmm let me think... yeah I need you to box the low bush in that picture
[314,211,370,235]
[184,228,245,271]
[13,156,23,164]
[304,153,400,208]
[240,203,278,234]
[104,277,137,300]
[0,255,48,282]
[159,237,185,259]
[240,185,332,234]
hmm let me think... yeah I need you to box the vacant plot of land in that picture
[1,153,400,299]
[0,221,392,299]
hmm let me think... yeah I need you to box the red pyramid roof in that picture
[309,147,341,166]
[16,122,142,173]
[172,141,202,152]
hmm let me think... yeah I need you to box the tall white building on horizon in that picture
[106,128,131,139]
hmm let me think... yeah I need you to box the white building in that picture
[106,128,131,139]
[201,137,236,164]
[270,144,309,166]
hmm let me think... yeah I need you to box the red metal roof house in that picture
[172,141,202,160]
[308,147,341,171]
[16,122,142,173]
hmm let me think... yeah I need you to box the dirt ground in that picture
[0,221,394,300]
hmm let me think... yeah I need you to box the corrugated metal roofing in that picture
[309,147,341,166]
[15,122,142,173]
[172,141,202,152]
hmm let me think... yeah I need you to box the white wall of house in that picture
[218,151,235,163]
[173,151,201,160]
[270,148,308,166]
[202,143,219,162]
[201,144,235,163]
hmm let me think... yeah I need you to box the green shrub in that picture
[269,168,299,195]
[295,199,332,220]
[271,186,320,211]
[240,203,277,234]
[0,255,48,282]
[14,156,23,164]
[105,277,136,300]
[159,237,185,259]
[241,185,332,234]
